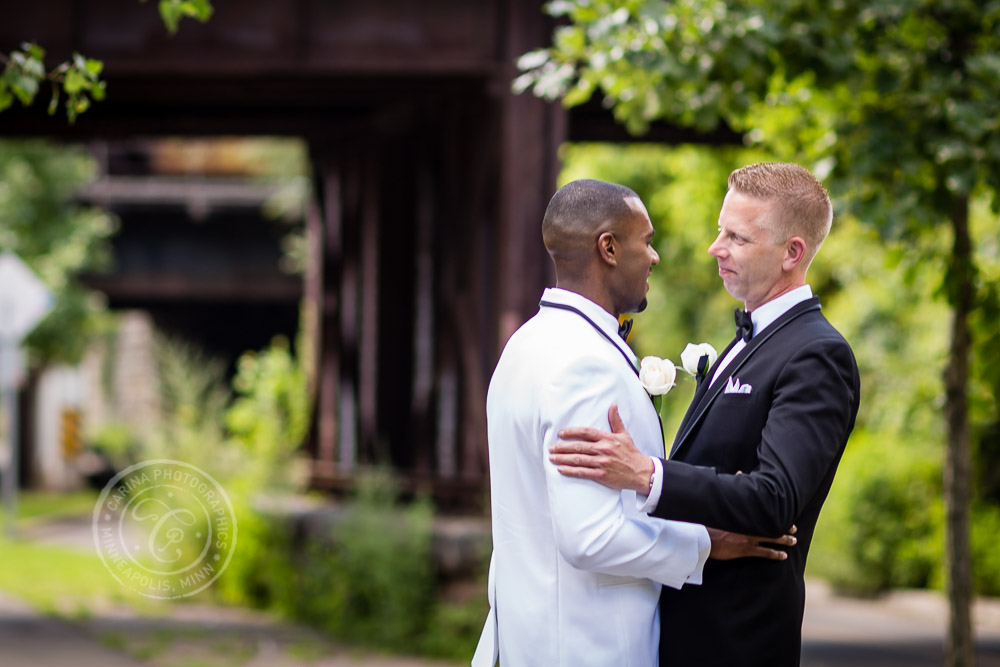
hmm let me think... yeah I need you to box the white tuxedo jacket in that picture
[473,288,710,667]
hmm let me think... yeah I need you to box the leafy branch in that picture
[147,0,214,35]
[0,43,106,123]
[0,0,213,123]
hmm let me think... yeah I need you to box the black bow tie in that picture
[735,308,753,342]
[618,318,633,342]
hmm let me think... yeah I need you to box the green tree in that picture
[0,140,117,364]
[0,0,212,122]
[520,2,1000,663]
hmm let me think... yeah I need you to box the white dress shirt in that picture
[640,285,814,513]
[473,287,711,667]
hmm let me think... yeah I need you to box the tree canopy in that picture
[519,0,1000,227]
[0,141,117,363]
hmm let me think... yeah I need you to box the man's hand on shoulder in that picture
[707,525,797,561]
[550,404,653,493]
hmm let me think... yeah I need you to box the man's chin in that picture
[719,279,740,301]
[631,298,648,313]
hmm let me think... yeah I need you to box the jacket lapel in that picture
[672,336,739,441]
[668,297,822,460]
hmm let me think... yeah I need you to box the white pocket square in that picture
[724,376,752,395]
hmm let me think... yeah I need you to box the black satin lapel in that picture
[668,298,822,459]
[669,360,734,458]
[695,338,740,398]
[697,338,738,401]
[538,300,638,378]
[669,336,739,452]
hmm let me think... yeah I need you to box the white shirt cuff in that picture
[686,525,712,585]
[635,456,663,513]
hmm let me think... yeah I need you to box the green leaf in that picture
[84,59,104,77]
[517,48,551,71]
[159,1,182,33]
[23,56,46,79]
[12,74,39,104]
[189,0,214,21]
[562,78,596,106]
[22,42,45,61]
[64,70,87,94]
[157,0,213,33]
[47,88,59,115]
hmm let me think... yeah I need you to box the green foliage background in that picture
[0,140,117,364]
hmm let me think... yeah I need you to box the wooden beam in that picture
[337,148,363,472]
[358,150,380,463]
[568,98,743,145]
[495,0,562,348]
[82,274,301,302]
[0,0,503,76]
[411,150,437,475]
[314,155,342,470]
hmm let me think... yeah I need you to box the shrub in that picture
[813,429,1000,598]
[971,503,1000,597]
[418,588,489,660]
[808,430,943,595]
[218,469,443,652]
[296,470,436,648]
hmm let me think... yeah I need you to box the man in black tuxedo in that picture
[549,162,860,666]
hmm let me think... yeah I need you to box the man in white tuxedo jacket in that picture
[473,180,791,667]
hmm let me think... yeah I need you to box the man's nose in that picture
[650,247,660,265]
[708,234,725,258]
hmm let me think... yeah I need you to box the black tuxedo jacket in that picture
[653,296,860,667]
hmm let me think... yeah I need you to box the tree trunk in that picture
[944,194,974,667]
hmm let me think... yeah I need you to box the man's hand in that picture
[549,404,653,493]
[707,525,798,561]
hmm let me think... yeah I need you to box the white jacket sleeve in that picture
[540,356,710,589]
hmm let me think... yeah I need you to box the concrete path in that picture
[801,579,1000,666]
[0,588,461,667]
[5,580,1000,666]
[0,592,144,667]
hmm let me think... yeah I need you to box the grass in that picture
[15,489,100,522]
[0,489,165,614]
[1,490,471,666]
[286,638,327,661]
[0,533,158,614]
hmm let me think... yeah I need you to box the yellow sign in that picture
[61,409,82,458]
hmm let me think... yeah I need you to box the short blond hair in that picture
[728,162,833,265]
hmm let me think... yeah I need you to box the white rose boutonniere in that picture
[639,355,677,396]
[639,355,677,418]
[680,343,718,380]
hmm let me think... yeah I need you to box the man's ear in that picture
[598,231,618,267]
[782,236,807,271]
